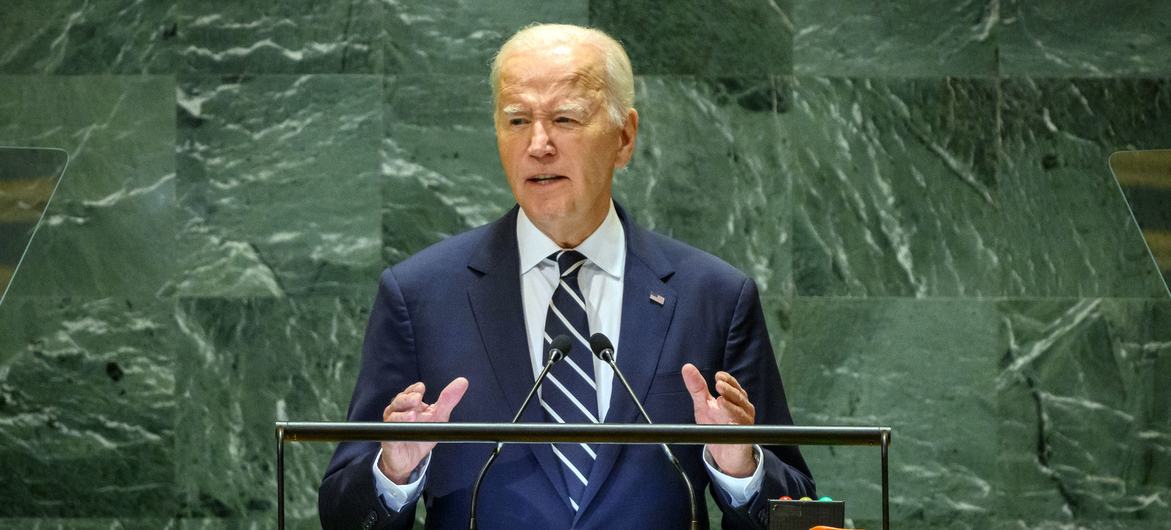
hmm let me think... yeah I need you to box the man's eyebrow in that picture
[501,104,526,115]
[554,101,589,115]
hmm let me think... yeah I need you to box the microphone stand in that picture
[598,348,700,530]
[468,345,566,529]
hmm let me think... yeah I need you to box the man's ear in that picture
[614,108,639,168]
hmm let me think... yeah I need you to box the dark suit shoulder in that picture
[640,228,750,288]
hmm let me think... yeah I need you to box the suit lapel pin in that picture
[649,292,666,306]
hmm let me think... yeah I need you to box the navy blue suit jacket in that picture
[319,204,815,529]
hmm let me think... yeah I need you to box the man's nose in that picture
[526,121,555,157]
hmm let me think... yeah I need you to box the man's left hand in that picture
[682,363,757,478]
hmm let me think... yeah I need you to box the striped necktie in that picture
[540,249,599,511]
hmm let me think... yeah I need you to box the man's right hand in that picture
[378,378,469,484]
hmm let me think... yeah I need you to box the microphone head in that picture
[547,335,572,363]
[588,333,614,360]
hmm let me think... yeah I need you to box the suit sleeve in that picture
[711,277,817,529]
[319,269,422,530]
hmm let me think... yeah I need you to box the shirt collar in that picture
[516,201,625,278]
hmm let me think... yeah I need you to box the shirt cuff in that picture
[703,444,764,508]
[371,448,430,512]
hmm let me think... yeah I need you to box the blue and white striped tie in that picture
[540,250,598,511]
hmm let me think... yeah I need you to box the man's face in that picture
[495,42,636,236]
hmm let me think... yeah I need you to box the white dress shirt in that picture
[372,202,763,511]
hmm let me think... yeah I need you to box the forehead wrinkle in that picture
[559,69,606,91]
[496,54,607,116]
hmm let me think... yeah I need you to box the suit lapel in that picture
[573,205,677,522]
[466,206,571,505]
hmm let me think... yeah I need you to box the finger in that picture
[430,377,469,422]
[715,381,756,422]
[681,363,712,413]
[386,410,419,423]
[387,390,424,412]
[383,399,420,421]
[383,382,428,420]
[715,371,745,393]
[715,396,754,424]
[715,378,749,408]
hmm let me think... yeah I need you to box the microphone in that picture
[468,335,571,529]
[589,333,699,530]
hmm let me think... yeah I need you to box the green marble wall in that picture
[2,1,1169,528]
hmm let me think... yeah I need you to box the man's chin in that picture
[522,204,575,225]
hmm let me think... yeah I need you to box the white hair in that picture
[490,24,635,128]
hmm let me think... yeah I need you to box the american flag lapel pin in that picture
[649,292,666,306]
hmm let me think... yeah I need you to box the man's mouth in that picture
[527,174,567,184]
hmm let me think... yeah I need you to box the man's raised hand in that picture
[681,363,757,478]
[378,378,469,484]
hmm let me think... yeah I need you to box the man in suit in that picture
[319,24,815,529]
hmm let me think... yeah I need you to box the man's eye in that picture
[554,116,577,124]
[509,118,527,126]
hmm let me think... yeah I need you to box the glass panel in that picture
[1109,149,1171,297]
[0,146,69,306]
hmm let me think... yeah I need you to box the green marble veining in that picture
[0,297,176,517]
[618,77,792,297]
[997,299,1171,525]
[589,0,794,75]
[173,297,369,526]
[784,297,1171,528]
[793,0,998,77]
[0,76,177,298]
[998,79,1171,297]
[173,75,383,298]
[0,520,176,530]
[1001,0,1171,77]
[0,0,179,74]
[384,0,587,74]
[382,75,513,265]
[789,77,1001,297]
[784,298,1001,528]
[176,0,384,74]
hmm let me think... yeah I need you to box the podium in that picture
[275,422,892,529]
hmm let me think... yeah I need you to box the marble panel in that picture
[0,76,178,298]
[788,77,1001,297]
[783,298,1002,528]
[0,297,177,517]
[0,0,179,74]
[0,520,176,530]
[382,75,514,264]
[792,0,998,77]
[176,519,277,530]
[589,0,794,75]
[384,0,587,74]
[173,297,369,525]
[996,299,1171,526]
[1000,0,1171,77]
[176,0,383,74]
[173,75,383,298]
[616,75,794,355]
[998,79,1170,298]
